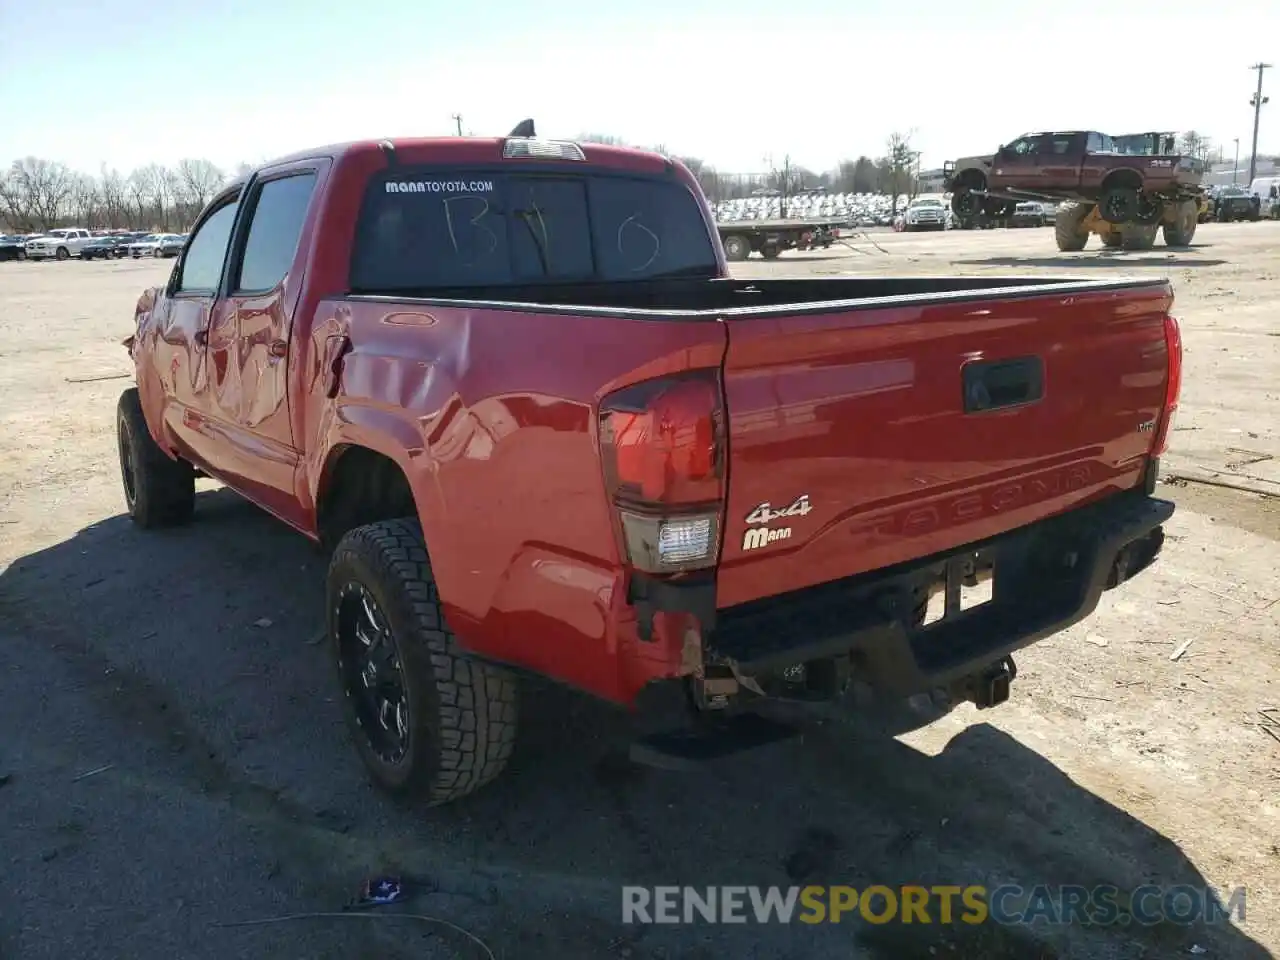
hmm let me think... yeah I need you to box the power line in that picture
[1247,63,1271,186]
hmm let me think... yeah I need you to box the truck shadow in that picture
[0,491,1272,960]
[954,255,1228,269]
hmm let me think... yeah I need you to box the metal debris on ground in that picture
[1170,638,1196,661]
[71,764,114,782]
[349,876,405,909]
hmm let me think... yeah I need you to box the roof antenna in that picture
[508,118,536,138]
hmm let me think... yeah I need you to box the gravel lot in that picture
[2,222,1278,960]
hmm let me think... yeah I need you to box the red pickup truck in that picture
[118,125,1181,805]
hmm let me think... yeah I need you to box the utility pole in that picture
[1247,63,1271,186]
[1233,138,1240,183]
[451,113,463,136]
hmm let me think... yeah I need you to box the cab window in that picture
[176,200,240,295]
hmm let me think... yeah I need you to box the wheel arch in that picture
[314,441,422,550]
[1100,168,1143,193]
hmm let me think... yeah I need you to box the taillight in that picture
[599,371,725,574]
[1152,314,1182,456]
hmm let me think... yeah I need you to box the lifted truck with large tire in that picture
[944,130,1205,252]
[117,125,1181,805]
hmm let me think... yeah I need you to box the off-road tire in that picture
[1099,187,1140,224]
[1054,201,1091,252]
[1162,200,1198,247]
[327,519,519,805]
[1100,232,1123,249]
[116,387,195,528]
[1121,223,1159,251]
[722,234,751,262]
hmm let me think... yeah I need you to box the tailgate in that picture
[715,283,1173,608]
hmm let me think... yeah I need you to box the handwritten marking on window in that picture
[617,214,660,272]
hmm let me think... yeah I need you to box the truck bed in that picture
[348,274,1164,315]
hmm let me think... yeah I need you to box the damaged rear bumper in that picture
[699,490,1174,699]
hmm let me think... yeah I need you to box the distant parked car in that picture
[26,227,94,260]
[80,236,134,260]
[902,197,948,231]
[155,234,186,257]
[1214,186,1259,222]
[1009,202,1048,227]
[128,234,174,258]
[0,234,29,261]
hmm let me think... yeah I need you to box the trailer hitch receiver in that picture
[973,656,1017,710]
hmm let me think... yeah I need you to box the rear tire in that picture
[1121,223,1159,251]
[116,387,195,527]
[1162,200,1198,247]
[1054,201,1091,252]
[722,234,751,262]
[327,519,519,805]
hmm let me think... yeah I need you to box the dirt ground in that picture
[1,222,1278,960]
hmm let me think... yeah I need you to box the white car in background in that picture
[902,196,949,232]
[128,234,181,258]
[25,228,94,260]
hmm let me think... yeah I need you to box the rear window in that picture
[350,170,718,293]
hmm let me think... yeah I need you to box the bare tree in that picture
[126,170,149,226]
[8,157,74,229]
[69,174,100,227]
[99,166,128,228]
[0,162,36,230]
[1180,131,1211,162]
[882,132,916,213]
[177,158,225,218]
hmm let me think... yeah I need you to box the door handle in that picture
[194,330,209,347]
[962,356,1044,413]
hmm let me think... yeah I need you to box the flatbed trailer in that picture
[715,218,846,261]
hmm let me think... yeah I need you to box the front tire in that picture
[327,519,519,805]
[116,387,195,527]
[1054,201,1091,252]
[55,246,70,260]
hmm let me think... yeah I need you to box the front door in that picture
[988,135,1046,193]
[151,195,241,469]
[204,164,322,527]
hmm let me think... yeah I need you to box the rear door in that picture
[715,283,1172,608]
[1041,132,1084,191]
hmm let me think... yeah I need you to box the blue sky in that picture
[1,0,1276,178]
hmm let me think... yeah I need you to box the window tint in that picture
[350,171,718,293]
[235,173,316,292]
[1049,135,1073,155]
[178,201,238,293]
